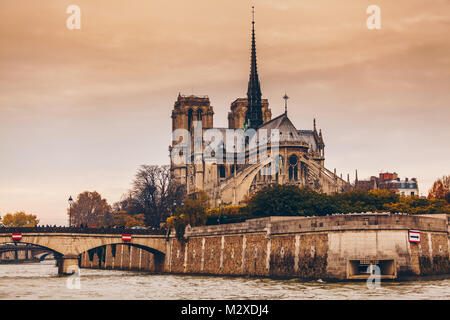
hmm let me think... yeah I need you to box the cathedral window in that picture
[188,109,193,131]
[289,155,299,181]
[218,165,226,179]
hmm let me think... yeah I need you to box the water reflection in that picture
[0,261,448,300]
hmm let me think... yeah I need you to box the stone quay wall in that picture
[80,214,450,280]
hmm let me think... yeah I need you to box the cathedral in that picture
[169,12,350,206]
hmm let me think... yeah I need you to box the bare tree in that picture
[131,165,185,227]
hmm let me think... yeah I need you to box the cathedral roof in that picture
[258,113,304,142]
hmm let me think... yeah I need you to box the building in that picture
[355,171,419,196]
[169,12,350,206]
[381,176,419,196]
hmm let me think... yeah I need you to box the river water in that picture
[0,260,449,300]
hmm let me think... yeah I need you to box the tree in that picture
[104,210,146,228]
[332,189,400,213]
[179,190,210,226]
[1,211,39,227]
[131,165,185,227]
[428,175,450,200]
[167,190,210,241]
[69,191,111,227]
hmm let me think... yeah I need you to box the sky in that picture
[0,0,449,225]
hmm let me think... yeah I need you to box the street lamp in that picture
[172,201,176,217]
[173,200,184,216]
[68,196,74,227]
[217,200,222,225]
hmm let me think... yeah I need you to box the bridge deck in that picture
[0,227,166,235]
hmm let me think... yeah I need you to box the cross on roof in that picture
[283,93,289,114]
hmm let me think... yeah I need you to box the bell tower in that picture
[171,94,214,134]
[169,94,214,186]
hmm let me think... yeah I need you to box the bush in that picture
[247,185,337,217]
[205,205,249,224]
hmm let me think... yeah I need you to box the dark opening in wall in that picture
[348,259,396,279]
[218,165,226,179]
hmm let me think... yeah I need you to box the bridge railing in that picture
[0,226,167,235]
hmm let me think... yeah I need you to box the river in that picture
[0,260,448,300]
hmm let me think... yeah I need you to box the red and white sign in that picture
[122,234,132,242]
[409,230,421,243]
[12,233,22,241]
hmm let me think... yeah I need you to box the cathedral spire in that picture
[245,6,263,130]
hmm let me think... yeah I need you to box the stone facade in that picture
[79,214,450,280]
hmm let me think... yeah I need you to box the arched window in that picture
[289,155,298,181]
[197,109,203,121]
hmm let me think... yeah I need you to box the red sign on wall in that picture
[409,230,421,243]
[12,233,22,241]
[122,234,132,242]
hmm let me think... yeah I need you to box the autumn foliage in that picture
[1,211,40,227]
[107,211,146,228]
[69,191,111,227]
[428,175,450,203]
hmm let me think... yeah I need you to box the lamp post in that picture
[217,200,222,225]
[172,201,176,217]
[173,200,184,215]
[68,196,74,227]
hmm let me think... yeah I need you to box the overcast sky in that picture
[0,0,449,225]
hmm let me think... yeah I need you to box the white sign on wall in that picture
[408,230,421,243]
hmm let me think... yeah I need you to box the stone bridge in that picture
[0,227,168,275]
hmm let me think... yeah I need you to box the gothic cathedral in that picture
[169,12,350,206]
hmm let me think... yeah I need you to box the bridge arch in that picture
[35,252,54,261]
[0,238,64,257]
[80,242,166,272]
